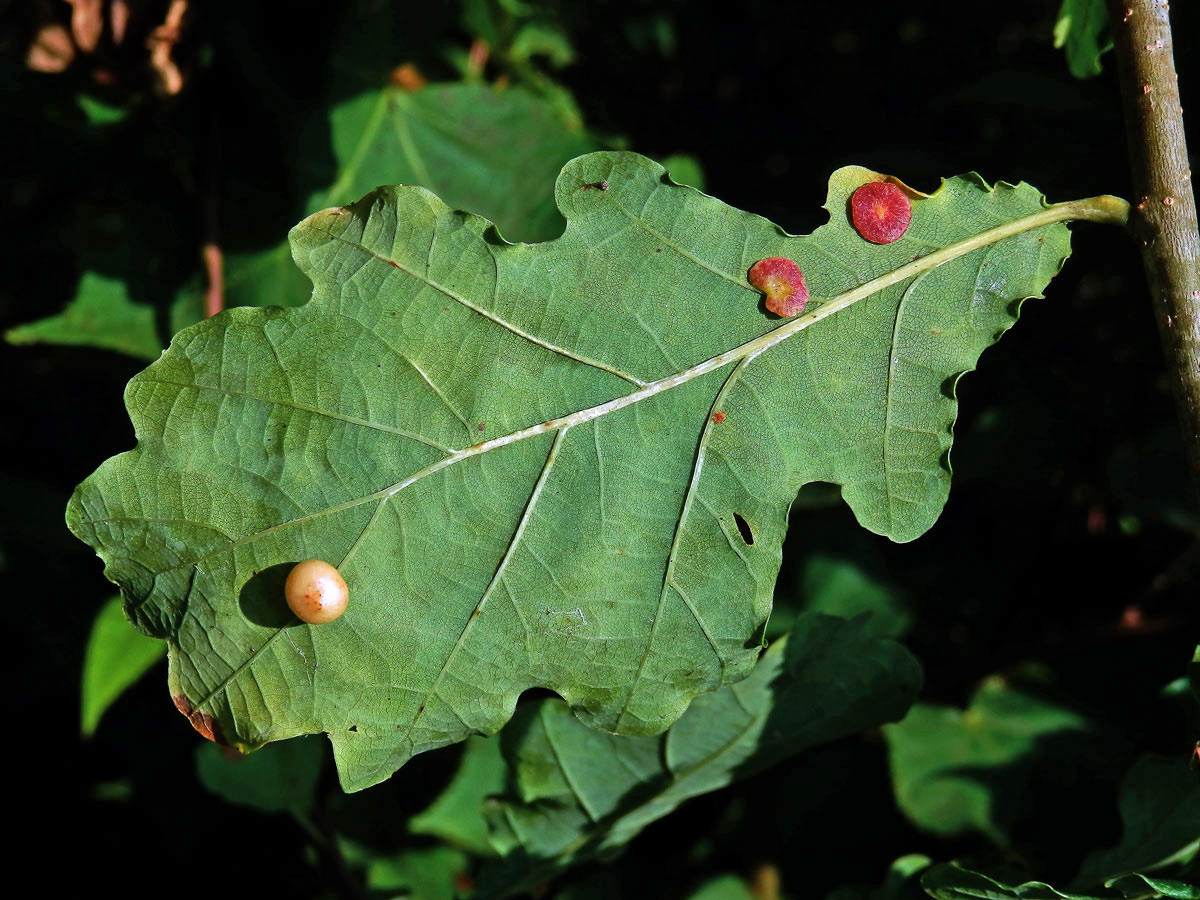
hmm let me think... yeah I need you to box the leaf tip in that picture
[172,693,225,744]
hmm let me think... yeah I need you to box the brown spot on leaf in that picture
[712,411,726,424]
[172,694,223,744]
[581,180,609,191]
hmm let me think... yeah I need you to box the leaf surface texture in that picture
[70,151,1078,789]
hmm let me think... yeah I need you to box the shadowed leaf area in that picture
[80,595,167,736]
[884,677,1090,843]
[919,753,1199,899]
[7,82,600,360]
[68,149,1087,791]
[478,613,921,897]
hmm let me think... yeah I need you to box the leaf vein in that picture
[402,428,568,738]
[311,227,648,387]
[609,196,750,290]
[615,361,748,729]
[140,376,454,453]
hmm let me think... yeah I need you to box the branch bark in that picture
[1108,0,1200,500]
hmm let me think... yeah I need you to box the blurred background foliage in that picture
[3,0,1198,897]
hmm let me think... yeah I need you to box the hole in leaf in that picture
[348,725,358,733]
[733,513,754,546]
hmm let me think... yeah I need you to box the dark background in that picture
[3,1,1197,897]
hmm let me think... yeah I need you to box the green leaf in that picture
[11,83,599,359]
[509,23,576,68]
[80,595,167,736]
[1073,755,1200,889]
[411,736,507,856]
[1108,874,1200,900]
[660,153,707,191]
[67,150,1124,790]
[230,82,596,317]
[826,854,932,900]
[800,554,911,639]
[922,864,1200,900]
[6,272,166,361]
[884,678,1089,842]
[359,844,469,900]
[195,734,324,816]
[221,83,598,318]
[480,614,920,893]
[686,875,757,900]
[1053,0,1112,79]
[922,862,1105,899]
[76,93,131,126]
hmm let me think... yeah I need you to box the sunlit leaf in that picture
[67,150,1125,790]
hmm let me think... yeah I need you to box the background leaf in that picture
[922,862,1105,899]
[67,150,1089,790]
[797,553,911,639]
[479,614,921,895]
[825,854,932,900]
[5,272,166,361]
[1107,874,1200,900]
[1053,0,1112,80]
[80,594,167,736]
[1072,755,1200,889]
[195,733,325,816]
[410,735,507,856]
[353,843,469,900]
[8,83,600,359]
[884,678,1089,842]
[686,875,757,900]
[922,863,1200,900]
